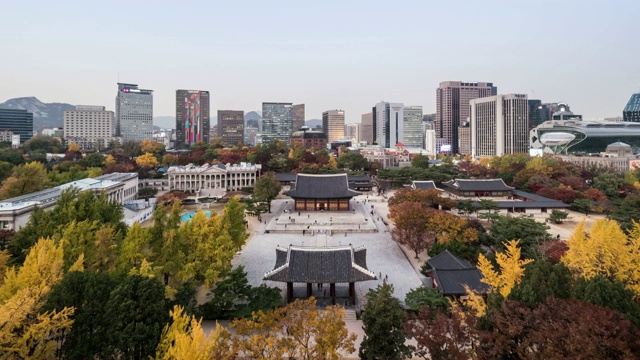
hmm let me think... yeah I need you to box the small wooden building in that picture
[264,245,377,305]
[426,250,489,297]
[284,173,360,211]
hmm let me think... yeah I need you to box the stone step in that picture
[344,309,357,321]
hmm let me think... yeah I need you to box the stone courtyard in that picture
[233,195,424,310]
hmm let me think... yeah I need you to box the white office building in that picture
[322,110,346,144]
[374,101,404,148]
[116,83,153,142]
[470,94,529,157]
[64,106,116,150]
[167,162,262,197]
[0,173,138,231]
[425,129,437,155]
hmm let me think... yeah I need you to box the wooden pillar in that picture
[349,282,355,305]
[306,283,312,298]
[330,283,336,305]
[287,282,293,303]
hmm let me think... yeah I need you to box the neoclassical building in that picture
[167,162,262,197]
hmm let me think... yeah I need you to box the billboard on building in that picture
[182,91,203,145]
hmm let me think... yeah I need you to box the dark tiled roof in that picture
[442,179,514,191]
[433,268,490,295]
[264,245,377,283]
[412,180,438,190]
[276,173,297,182]
[427,250,473,270]
[284,174,361,199]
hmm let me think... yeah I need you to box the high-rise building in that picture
[116,83,153,142]
[176,90,210,148]
[322,109,345,144]
[293,104,305,131]
[403,105,423,148]
[0,108,33,144]
[217,110,244,146]
[374,101,404,148]
[262,102,293,144]
[345,123,361,143]
[528,99,546,130]
[424,129,437,155]
[470,94,529,157]
[458,123,471,155]
[623,93,640,122]
[436,81,496,154]
[361,112,374,145]
[64,105,115,150]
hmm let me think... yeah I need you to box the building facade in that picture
[361,112,374,145]
[375,102,404,148]
[293,104,305,131]
[470,94,529,157]
[403,105,423,148]
[458,124,471,155]
[116,83,153,142]
[322,109,345,144]
[436,81,496,154]
[345,123,360,143]
[624,93,640,122]
[176,90,210,148]
[425,129,437,155]
[262,102,293,144]
[217,110,244,146]
[167,162,261,196]
[290,129,328,149]
[0,173,138,231]
[0,108,33,144]
[64,106,115,150]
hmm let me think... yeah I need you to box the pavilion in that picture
[263,245,377,305]
[425,250,489,297]
[284,173,360,211]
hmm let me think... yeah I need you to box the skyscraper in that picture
[403,105,423,147]
[361,112,374,145]
[623,93,640,122]
[293,104,305,131]
[374,101,404,148]
[322,109,345,144]
[436,81,496,154]
[176,90,210,148]
[345,123,361,143]
[217,110,244,146]
[64,105,114,150]
[116,83,153,142]
[0,108,33,144]
[470,94,529,157]
[527,99,547,130]
[262,102,293,144]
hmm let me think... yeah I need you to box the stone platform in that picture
[264,199,382,234]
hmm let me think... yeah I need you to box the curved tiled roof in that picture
[283,174,361,199]
[264,245,376,283]
[442,179,514,191]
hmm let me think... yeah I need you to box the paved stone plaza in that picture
[233,195,424,310]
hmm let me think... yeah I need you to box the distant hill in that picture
[306,119,322,129]
[0,97,74,133]
[153,116,175,129]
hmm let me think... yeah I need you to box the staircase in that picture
[344,309,357,321]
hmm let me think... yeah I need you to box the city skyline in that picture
[2,1,639,122]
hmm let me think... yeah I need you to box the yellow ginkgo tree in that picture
[478,239,533,298]
[0,238,81,359]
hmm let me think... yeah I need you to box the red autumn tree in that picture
[389,202,434,259]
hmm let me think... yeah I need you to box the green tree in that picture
[428,240,480,264]
[43,271,117,360]
[593,172,625,199]
[137,187,158,199]
[411,154,430,169]
[0,161,13,183]
[338,152,368,171]
[359,283,411,360]
[79,152,105,168]
[0,161,50,200]
[478,199,499,213]
[253,172,281,213]
[199,266,282,320]
[117,222,150,272]
[571,198,593,216]
[60,219,100,270]
[222,195,248,249]
[509,261,572,305]
[456,199,479,218]
[105,275,168,360]
[480,214,551,259]
[571,275,640,327]
[549,209,569,224]
[404,286,450,313]
[610,193,640,231]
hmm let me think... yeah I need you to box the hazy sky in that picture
[2,1,639,123]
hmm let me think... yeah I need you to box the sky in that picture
[1,0,639,123]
